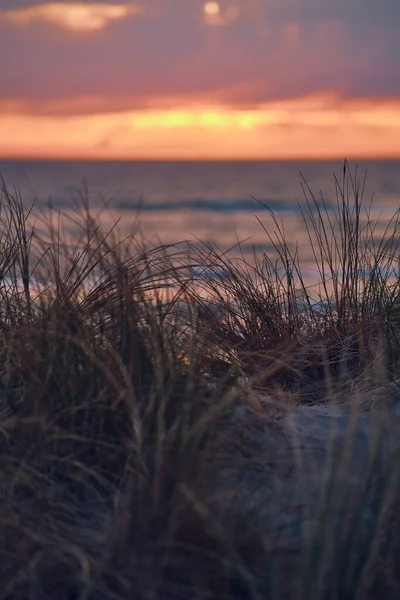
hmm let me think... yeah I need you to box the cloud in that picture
[0,2,142,32]
[0,0,398,115]
[0,0,138,6]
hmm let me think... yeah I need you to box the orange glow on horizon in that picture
[1,96,400,160]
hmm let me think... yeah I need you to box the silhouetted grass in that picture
[186,161,400,401]
[0,162,400,599]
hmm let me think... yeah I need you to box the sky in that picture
[0,0,399,160]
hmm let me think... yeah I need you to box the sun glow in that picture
[203,2,239,27]
[203,2,221,17]
[0,3,142,32]
[1,97,400,160]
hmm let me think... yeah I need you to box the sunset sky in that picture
[0,0,399,160]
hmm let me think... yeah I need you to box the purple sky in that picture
[0,0,399,115]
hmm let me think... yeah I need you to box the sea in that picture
[1,159,400,294]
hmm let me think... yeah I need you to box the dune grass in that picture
[186,162,400,401]
[0,161,400,599]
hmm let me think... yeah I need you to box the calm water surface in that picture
[1,159,399,290]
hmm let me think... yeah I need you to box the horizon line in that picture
[1,154,400,162]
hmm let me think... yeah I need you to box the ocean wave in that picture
[110,197,323,214]
[30,194,339,215]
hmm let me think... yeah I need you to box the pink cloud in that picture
[0,0,398,115]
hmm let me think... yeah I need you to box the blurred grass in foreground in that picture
[0,161,400,599]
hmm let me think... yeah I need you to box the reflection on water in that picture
[1,159,400,292]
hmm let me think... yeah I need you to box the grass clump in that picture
[0,162,400,599]
[187,162,400,402]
